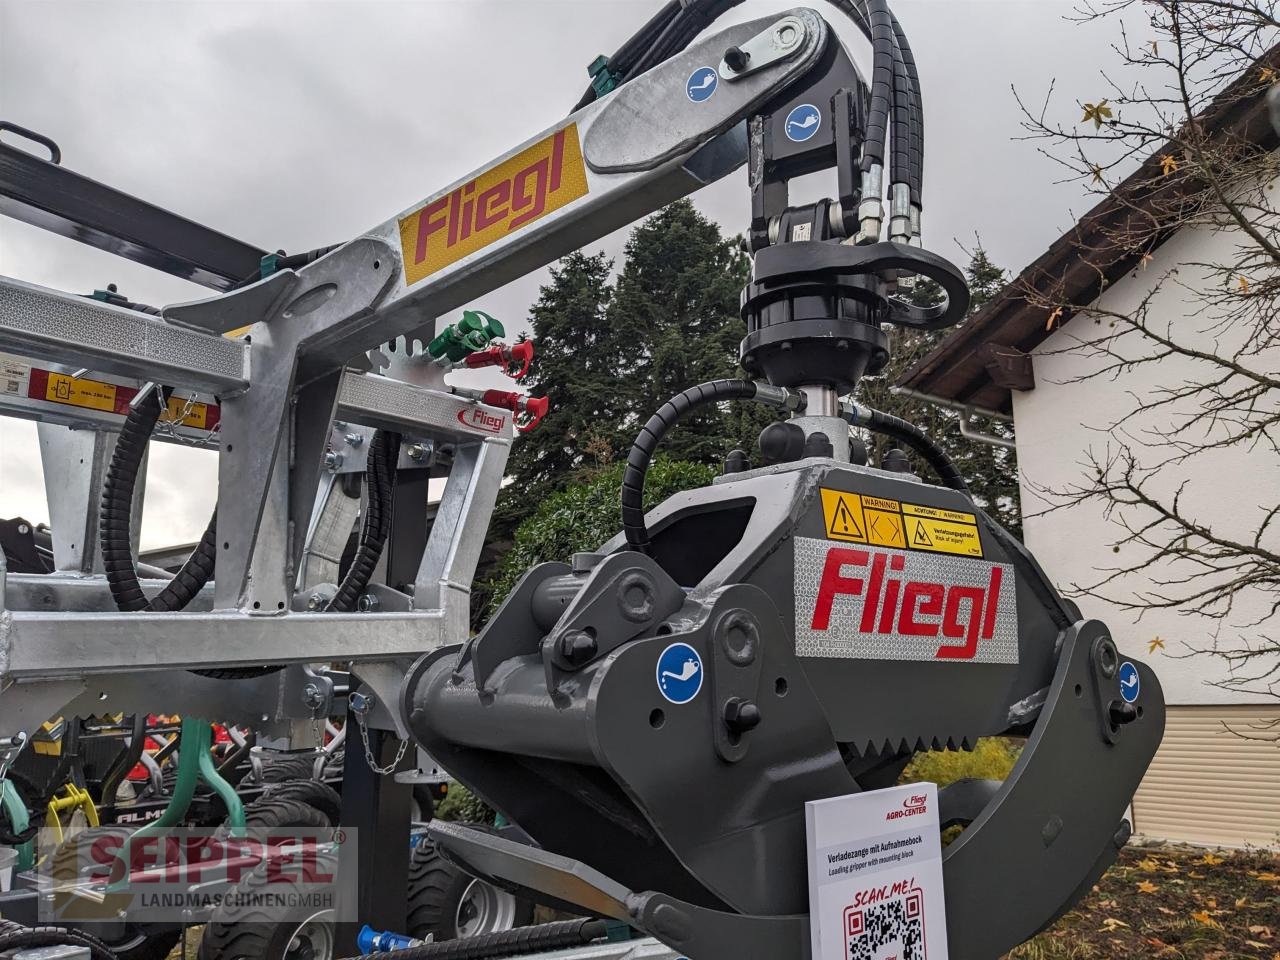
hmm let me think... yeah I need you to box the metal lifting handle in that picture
[0,121,61,164]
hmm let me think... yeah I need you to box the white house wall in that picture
[1014,211,1279,706]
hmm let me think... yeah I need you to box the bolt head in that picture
[357,594,379,612]
[558,629,599,665]
[307,593,324,611]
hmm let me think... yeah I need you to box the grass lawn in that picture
[1006,843,1280,960]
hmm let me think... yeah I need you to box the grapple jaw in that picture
[403,462,1166,959]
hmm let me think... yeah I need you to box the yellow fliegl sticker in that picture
[399,125,589,286]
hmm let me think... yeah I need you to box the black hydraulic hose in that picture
[326,429,401,612]
[843,403,969,494]
[100,387,217,613]
[892,14,924,205]
[861,0,896,172]
[0,926,119,960]
[342,919,608,960]
[890,39,911,190]
[622,379,758,554]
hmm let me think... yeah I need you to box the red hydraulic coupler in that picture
[462,340,534,380]
[454,386,549,433]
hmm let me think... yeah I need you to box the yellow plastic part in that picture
[44,783,100,844]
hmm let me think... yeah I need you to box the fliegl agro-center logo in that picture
[41,825,353,924]
[885,794,929,822]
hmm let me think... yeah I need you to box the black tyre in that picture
[258,755,321,784]
[101,927,181,960]
[262,780,342,827]
[198,850,338,960]
[240,795,331,833]
[406,836,534,942]
[409,784,436,823]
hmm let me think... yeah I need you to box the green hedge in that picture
[485,458,717,614]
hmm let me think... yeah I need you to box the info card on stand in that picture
[806,782,948,960]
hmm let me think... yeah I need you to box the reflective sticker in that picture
[686,66,718,103]
[656,642,704,704]
[785,103,822,142]
[399,124,589,286]
[1119,661,1140,703]
[794,537,1018,663]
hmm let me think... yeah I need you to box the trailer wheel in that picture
[199,819,337,960]
[197,852,338,960]
[406,836,533,941]
[101,927,180,960]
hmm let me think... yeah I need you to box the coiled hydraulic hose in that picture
[622,379,758,554]
[0,923,119,960]
[842,402,969,494]
[326,429,401,612]
[342,919,608,960]
[100,390,400,674]
[100,387,218,613]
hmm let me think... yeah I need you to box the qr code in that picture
[844,888,926,960]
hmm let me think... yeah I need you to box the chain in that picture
[350,694,408,776]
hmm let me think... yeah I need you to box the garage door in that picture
[1132,704,1280,848]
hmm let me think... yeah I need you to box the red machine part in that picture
[462,339,534,380]
[479,389,549,433]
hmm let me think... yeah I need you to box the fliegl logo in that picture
[456,406,506,434]
[399,124,589,285]
[886,794,929,822]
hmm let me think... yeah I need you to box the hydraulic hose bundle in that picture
[99,388,401,648]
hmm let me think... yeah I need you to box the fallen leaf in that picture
[1250,925,1274,937]
[1148,636,1165,653]
[1236,897,1249,908]
[1253,872,1279,882]
[1157,906,1176,915]
[1082,100,1114,129]
[1137,880,1159,894]
[1201,852,1224,866]
[1100,917,1129,932]
[1137,858,1161,872]
[1160,154,1179,176]
[1192,910,1221,928]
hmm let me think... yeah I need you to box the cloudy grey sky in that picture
[0,0,1117,546]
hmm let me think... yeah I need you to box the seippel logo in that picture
[811,547,1005,660]
[886,794,929,821]
[457,406,506,434]
[399,125,589,285]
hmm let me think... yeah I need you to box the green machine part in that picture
[428,311,505,363]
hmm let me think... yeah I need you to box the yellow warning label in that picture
[45,372,116,412]
[820,487,984,556]
[907,516,983,557]
[864,508,906,548]
[902,502,978,526]
[399,124,590,286]
[820,489,867,542]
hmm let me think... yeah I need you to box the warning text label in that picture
[820,488,983,558]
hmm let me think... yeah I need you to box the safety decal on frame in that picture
[819,488,983,558]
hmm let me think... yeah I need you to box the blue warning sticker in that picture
[656,642,704,705]
[785,103,822,142]
[1119,661,1140,703]
[686,66,718,103]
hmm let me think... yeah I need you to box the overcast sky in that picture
[0,0,1118,547]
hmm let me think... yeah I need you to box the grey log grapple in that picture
[0,2,1165,957]
[401,5,1167,957]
